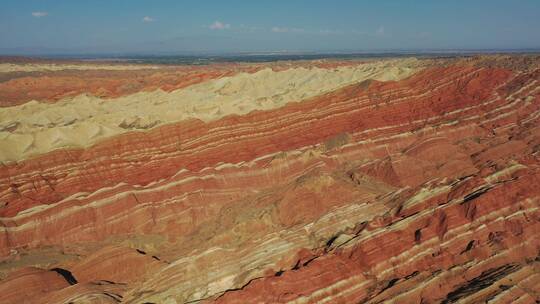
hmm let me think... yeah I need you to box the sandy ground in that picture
[0,58,422,162]
[0,63,159,73]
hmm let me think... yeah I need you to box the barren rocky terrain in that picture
[0,55,538,303]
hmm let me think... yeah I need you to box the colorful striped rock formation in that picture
[0,55,539,303]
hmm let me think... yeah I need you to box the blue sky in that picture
[1,0,539,54]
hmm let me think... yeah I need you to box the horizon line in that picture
[2,47,540,59]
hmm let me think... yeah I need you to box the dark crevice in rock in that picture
[484,284,514,303]
[103,292,123,301]
[379,278,400,294]
[93,280,127,286]
[325,235,338,249]
[212,276,265,301]
[405,271,420,280]
[460,240,475,254]
[394,203,404,216]
[371,276,402,299]
[189,250,326,303]
[441,264,521,304]
[402,211,420,220]
[132,193,142,204]
[50,267,78,285]
[302,256,318,267]
[461,186,491,204]
[414,229,422,243]
[353,221,368,234]
[136,249,147,255]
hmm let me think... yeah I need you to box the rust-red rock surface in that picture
[0,55,539,303]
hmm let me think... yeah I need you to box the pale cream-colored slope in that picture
[0,63,158,73]
[0,58,422,162]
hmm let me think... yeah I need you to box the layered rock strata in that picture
[0,56,538,303]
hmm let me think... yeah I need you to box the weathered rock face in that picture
[0,55,539,304]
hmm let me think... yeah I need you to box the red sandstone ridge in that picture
[0,64,256,106]
[0,55,539,303]
[0,59,361,107]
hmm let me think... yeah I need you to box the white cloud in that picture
[271,27,304,33]
[271,27,288,33]
[375,26,385,36]
[31,11,48,17]
[319,29,343,35]
[209,21,230,30]
[142,16,154,22]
